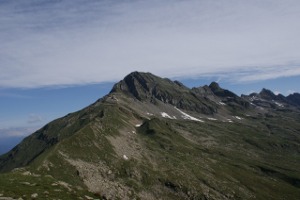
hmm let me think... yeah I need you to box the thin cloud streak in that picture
[27,113,44,124]
[0,127,38,138]
[1,0,300,88]
[238,66,300,82]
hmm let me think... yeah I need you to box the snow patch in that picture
[249,96,259,101]
[219,101,226,106]
[85,195,94,200]
[208,118,217,121]
[174,107,204,122]
[123,155,129,160]
[146,112,154,116]
[274,102,284,107]
[234,116,243,120]
[226,119,233,123]
[135,123,142,127]
[161,112,176,119]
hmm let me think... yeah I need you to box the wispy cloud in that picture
[274,91,281,95]
[0,92,31,98]
[198,65,300,83]
[27,113,43,124]
[0,127,38,138]
[287,90,296,95]
[1,0,300,88]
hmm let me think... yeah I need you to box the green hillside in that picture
[1,72,299,199]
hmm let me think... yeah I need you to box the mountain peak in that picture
[109,72,219,114]
[259,88,287,102]
[287,92,300,106]
[209,81,237,98]
[109,71,157,100]
[259,88,276,99]
[209,81,221,91]
[124,71,154,80]
[110,71,187,102]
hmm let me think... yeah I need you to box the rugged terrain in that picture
[0,72,300,199]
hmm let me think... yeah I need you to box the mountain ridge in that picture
[0,71,300,200]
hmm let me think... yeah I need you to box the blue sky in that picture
[1,0,300,150]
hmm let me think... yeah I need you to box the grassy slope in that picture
[0,106,300,199]
[0,92,300,199]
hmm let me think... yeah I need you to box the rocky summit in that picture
[0,72,300,200]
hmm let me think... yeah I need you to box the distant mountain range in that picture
[0,72,299,199]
